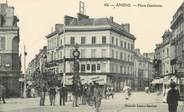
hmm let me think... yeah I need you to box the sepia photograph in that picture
[0,0,184,112]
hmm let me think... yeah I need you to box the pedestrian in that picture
[48,84,56,106]
[82,84,88,105]
[111,87,115,99]
[167,82,180,112]
[40,82,47,106]
[59,83,67,106]
[0,84,6,104]
[31,87,36,98]
[89,83,94,106]
[94,83,103,112]
[72,83,79,107]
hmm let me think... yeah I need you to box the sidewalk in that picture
[0,92,184,112]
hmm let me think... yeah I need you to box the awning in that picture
[163,76,177,85]
[151,78,163,84]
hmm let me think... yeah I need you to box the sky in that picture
[5,0,184,69]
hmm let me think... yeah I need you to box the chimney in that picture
[55,24,64,32]
[64,15,77,25]
[109,16,113,23]
[121,23,130,32]
[77,13,89,21]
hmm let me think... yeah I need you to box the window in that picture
[112,63,114,72]
[124,53,126,61]
[116,51,118,59]
[91,49,96,58]
[124,66,126,74]
[70,63,73,72]
[102,49,106,57]
[70,49,73,58]
[81,37,86,44]
[51,51,54,61]
[167,48,169,57]
[81,64,85,72]
[97,64,101,70]
[60,39,62,46]
[102,63,106,72]
[128,43,130,49]
[112,50,114,58]
[81,49,85,58]
[0,55,1,66]
[0,37,5,49]
[124,42,126,49]
[92,64,96,72]
[116,38,118,46]
[131,44,134,50]
[128,55,130,61]
[92,36,96,44]
[87,64,90,71]
[112,36,114,44]
[121,41,123,47]
[120,66,123,73]
[116,64,118,73]
[102,36,106,44]
[120,52,123,60]
[163,49,165,57]
[70,37,75,45]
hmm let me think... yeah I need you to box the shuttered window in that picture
[0,37,5,49]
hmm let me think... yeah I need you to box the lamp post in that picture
[23,45,27,98]
[72,44,80,86]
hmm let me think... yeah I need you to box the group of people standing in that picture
[39,80,104,112]
[39,80,68,106]
[71,82,103,112]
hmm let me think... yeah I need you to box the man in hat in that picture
[167,82,180,112]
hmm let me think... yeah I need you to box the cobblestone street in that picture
[0,92,184,112]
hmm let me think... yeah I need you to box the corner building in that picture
[46,14,136,91]
[0,3,21,96]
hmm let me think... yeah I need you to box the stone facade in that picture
[0,3,21,97]
[46,13,136,91]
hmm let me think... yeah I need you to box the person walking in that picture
[89,83,94,106]
[72,83,79,107]
[94,83,103,112]
[59,84,67,106]
[40,82,47,106]
[49,85,56,106]
[0,84,6,104]
[82,84,88,105]
[167,82,180,112]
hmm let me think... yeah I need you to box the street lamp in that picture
[72,44,80,86]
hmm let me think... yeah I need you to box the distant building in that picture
[46,13,136,91]
[26,46,47,87]
[153,30,172,92]
[0,3,21,97]
[134,49,154,90]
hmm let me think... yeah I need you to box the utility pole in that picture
[23,45,27,98]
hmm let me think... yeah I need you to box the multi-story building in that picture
[134,49,154,90]
[26,46,47,86]
[46,13,136,91]
[171,2,184,77]
[153,30,172,92]
[0,3,21,97]
[170,2,184,99]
